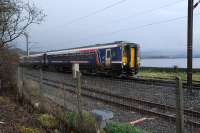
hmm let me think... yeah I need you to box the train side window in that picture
[107,50,111,58]
[123,47,127,56]
[112,50,117,57]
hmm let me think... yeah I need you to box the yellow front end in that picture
[122,56,128,65]
[121,45,140,75]
[122,47,128,66]
[130,48,135,68]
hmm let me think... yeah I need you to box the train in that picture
[20,41,140,76]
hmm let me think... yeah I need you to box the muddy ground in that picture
[0,91,43,133]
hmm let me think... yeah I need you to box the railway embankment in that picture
[18,67,200,133]
[14,67,145,133]
[0,91,49,133]
[0,87,108,133]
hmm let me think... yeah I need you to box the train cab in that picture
[121,43,140,75]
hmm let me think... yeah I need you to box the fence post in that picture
[176,76,184,133]
[63,76,66,109]
[21,66,24,101]
[17,67,21,98]
[72,63,83,119]
[39,68,43,97]
[39,68,44,111]
[76,71,82,118]
[21,66,24,85]
[0,80,1,92]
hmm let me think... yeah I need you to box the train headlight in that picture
[123,62,126,66]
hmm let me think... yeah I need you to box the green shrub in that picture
[0,96,4,102]
[37,114,59,129]
[0,96,10,103]
[19,126,44,133]
[104,122,142,133]
[63,111,99,133]
[63,112,77,129]
[138,69,200,81]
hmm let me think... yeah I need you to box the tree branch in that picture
[0,0,45,47]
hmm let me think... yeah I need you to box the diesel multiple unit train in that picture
[21,41,140,76]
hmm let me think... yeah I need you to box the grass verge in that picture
[104,122,143,133]
[62,111,100,133]
[137,69,200,82]
[37,114,59,129]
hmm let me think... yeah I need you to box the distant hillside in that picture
[11,48,27,56]
[10,48,42,56]
[141,50,200,59]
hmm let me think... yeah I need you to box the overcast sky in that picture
[17,0,200,53]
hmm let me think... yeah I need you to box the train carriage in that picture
[21,41,140,76]
[21,53,44,67]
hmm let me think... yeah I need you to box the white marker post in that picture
[72,63,83,120]
[72,63,80,79]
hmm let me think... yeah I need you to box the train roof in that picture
[47,41,139,55]
[26,41,139,57]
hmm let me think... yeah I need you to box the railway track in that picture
[24,72,200,128]
[130,77,200,90]
[70,71,200,90]
[62,68,200,89]
[24,68,200,90]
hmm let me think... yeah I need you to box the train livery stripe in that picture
[70,61,89,63]
[50,61,63,63]
[112,61,122,63]
[49,61,89,64]
[47,44,119,55]
[50,60,120,64]
[80,49,96,52]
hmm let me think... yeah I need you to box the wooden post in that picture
[39,68,43,96]
[21,67,24,100]
[17,67,21,98]
[0,80,1,92]
[38,68,44,111]
[72,63,83,120]
[187,0,194,90]
[22,66,24,86]
[63,76,66,109]
[76,71,83,120]
[176,76,184,133]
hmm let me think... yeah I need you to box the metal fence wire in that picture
[17,67,200,133]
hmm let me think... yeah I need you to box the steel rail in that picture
[23,68,200,90]
[82,73,200,90]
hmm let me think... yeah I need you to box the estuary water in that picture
[141,58,200,68]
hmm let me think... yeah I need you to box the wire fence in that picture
[17,66,200,133]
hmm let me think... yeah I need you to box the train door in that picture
[105,49,111,67]
[44,53,48,65]
[130,47,135,68]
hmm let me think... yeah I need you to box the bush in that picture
[63,111,100,133]
[63,112,77,129]
[0,96,10,103]
[37,114,59,129]
[104,122,142,133]
[0,47,19,90]
[19,126,44,133]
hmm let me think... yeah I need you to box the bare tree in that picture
[0,46,19,88]
[0,0,45,48]
[0,0,45,91]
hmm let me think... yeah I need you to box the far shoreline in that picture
[141,57,200,59]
